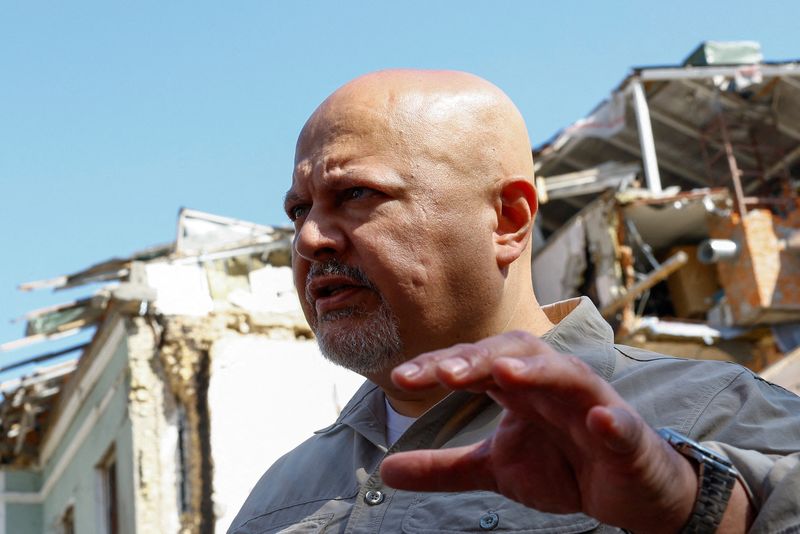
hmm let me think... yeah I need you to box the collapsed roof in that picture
[531,42,800,384]
[533,41,800,235]
[0,209,296,466]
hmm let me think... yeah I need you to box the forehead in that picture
[296,98,397,156]
[292,102,409,184]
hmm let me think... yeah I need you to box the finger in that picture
[392,331,553,391]
[380,441,496,493]
[491,355,620,412]
[391,343,492,390]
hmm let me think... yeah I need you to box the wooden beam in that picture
[601,251,689,318]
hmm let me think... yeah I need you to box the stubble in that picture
[305,259,404,376]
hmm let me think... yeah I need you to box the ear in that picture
[493,178,538,268]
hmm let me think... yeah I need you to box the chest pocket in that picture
[402,491,602,533]
[276,514,334,533]
[234,511,338,534]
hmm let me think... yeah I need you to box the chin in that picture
[313,305,405,376]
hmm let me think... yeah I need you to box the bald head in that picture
[289,70,547,375]
[296,69,535,193]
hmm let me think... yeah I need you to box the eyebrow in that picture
[283,190,303,210]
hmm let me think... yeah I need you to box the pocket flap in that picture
[402,491,600,533]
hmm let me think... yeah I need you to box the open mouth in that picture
[307,275,372,315]
[316,283,362,298]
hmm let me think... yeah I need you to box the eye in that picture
[340,186,381,204]
[287,204,309,221]
[344,187,368,200]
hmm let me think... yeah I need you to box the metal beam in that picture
[534,135,582,174]
[681,79,800,143]
[631,79,662,193]
[638,63,800,82]
[602,135,709,186]
[647,107,759,167]
[765,143,800,181]
[779,75,800,93]
[777,122,800,144]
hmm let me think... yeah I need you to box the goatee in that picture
[305,259,404,376]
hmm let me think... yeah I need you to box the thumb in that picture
[380,440,496,493]
[585,405,644,455]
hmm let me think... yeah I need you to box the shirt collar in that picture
[541,296,617,381]
[317,379,388,448]
[321,297,616,440]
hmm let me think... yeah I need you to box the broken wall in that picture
[533,196,623,307]
[711,208,800,325]
[130,300,364,534]
[208,331,364,532]
[31,320,136,534]
[126,316,183,534]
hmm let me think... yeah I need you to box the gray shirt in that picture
[230,297,800,533]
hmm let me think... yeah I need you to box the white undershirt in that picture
[385,397,417,445]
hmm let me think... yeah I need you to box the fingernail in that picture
[440,357,470,377]
[395,362,421,378]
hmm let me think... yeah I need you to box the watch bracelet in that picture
[656,428,739,534]
[681,460,737,533]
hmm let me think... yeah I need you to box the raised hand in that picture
[380,330,710,533]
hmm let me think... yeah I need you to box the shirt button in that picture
[364,489,385,505]
[479,512,499,530]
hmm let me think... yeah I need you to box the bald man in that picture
[229,71,800,533]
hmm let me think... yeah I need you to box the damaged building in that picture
[0,209,364,533]
[532,41,800,391]
[0,40,799,534]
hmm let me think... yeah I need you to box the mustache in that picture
[305,259,376,303]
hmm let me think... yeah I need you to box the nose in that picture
[294,210,345,261]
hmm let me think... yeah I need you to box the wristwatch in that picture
[656,427,740,533]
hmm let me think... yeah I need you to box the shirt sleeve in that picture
[690,369,800,533]
[703,443,800,534]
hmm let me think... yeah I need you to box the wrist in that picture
[673,454,702,532]
[657,428,739,533]
[662,448,700,533]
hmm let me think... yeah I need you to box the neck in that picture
[378,289,554,418]
[382,385,450,418]
[500,283,554,337]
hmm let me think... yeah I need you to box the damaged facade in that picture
[0,209,363,533]
[532,41,800,391]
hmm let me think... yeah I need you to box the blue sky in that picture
[1,1,798,374]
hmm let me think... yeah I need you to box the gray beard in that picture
[314,302,404,376]
[305,259,404,376]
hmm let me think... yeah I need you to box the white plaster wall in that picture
[208,335,364,533]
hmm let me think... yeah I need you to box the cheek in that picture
[291,256,303,292]
[291,258,312,309]
[353,224,432,297]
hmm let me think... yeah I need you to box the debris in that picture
[601,250,688,318]
[532,41,800,379]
